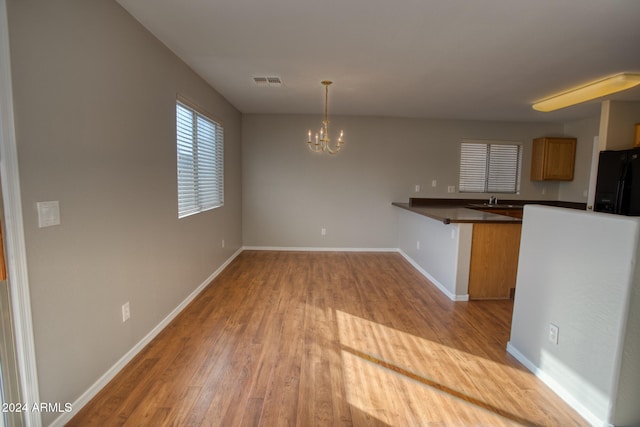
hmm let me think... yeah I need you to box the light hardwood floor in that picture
[68,251,587,426]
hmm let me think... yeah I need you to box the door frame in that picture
[0,1,42,426]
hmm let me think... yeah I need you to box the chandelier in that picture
[306,80,345,155]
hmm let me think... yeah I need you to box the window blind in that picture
[459,141,521,193]
[177,101,224,218]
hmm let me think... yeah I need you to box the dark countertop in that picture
[407,197,586,209]
[393,198,587,225]
[392,202,522,224]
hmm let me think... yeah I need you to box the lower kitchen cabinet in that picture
[468,223,522,299]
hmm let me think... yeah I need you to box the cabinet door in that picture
[543,138,576,180]
[530,137,576,181]
[468,223,522,299]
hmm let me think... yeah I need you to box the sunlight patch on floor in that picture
[336,309,540,426]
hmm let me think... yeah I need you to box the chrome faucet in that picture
[489,195,498,205]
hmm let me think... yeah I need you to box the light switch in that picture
[37,201,60,228]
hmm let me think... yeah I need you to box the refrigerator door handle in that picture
[617,180,625,214]
[617,162,630,214]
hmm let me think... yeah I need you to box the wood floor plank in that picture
[68,251,588,427]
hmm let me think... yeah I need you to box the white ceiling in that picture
[116,0,640,123]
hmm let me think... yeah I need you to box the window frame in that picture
[176,97,224,218]
[458,139,522,194]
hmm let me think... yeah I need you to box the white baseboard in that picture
[397,249,469,302]
[50,248,243,427]
[246,246,469,302]
[243,246,398,252]
[243,247,469,302]
[506,342,609,427]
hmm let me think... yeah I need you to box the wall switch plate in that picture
[447,186,456,193]
[221,239,225,248]
[432,180,437,187]
[549,323,559,345]
[122,302,130,322]
[37,201,60,228]
[416,240,420,250]
[414,184,421,193]
[321,227,327,236]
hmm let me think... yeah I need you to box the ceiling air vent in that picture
[253,76,283,87]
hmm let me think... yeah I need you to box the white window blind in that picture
[176,100,224,218]
[459,141,521,193]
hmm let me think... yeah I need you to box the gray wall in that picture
[396,210,472,300]
[560,116,600,202]
[509,205,640,426]
[614,241,640,426]
[242,114,572,248]
[601,100,640,151]
[7,0,242,423]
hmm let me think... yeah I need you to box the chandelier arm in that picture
[325,137,342,154]
[325,145,339,155]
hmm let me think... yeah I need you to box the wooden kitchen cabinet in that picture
[468,223,522,299]
[530,137,576,181]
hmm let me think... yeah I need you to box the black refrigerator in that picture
[594,147,640,215]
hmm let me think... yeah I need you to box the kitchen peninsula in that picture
[394,198,585,301]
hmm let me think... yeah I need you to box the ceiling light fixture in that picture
[532,72,640,112]
[307,80,344,155]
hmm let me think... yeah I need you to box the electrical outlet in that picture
[416,240,420,250]
[432,179,437,187]
[549,323,559,345]
[447,185,456,193]
[542,186,547,195]
[221,239,225,248]
[415,184,421,193]
[321,227,327,236]
[122,302,130,323]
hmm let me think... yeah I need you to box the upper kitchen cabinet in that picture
[530,137,576,181]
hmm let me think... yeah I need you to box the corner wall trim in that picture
[397,249,469,301]
[505,342,608,427]
[0,1,42,425]
[50,248,243,427]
